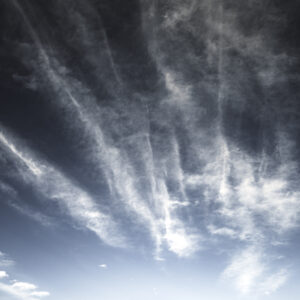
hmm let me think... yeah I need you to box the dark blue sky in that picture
[1,0,300,299]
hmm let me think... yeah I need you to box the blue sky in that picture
[1,0,300,299]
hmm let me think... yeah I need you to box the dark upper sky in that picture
[1,0,300,299]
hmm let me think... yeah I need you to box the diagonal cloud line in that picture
[0,132,42,177]
[12,4,161,251]
[0,181,53,227]
[0,128,126,248]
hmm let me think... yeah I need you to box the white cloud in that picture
[0,271,8,279]
[6,0,202,259]
[260,268,288,295]
[0,132,43,177]
[165,230,199,257]
[164,70,191,105]
[155,176,200,258]
[30,291,50,298]
[0,280,50,300]
[207,225,237,238]
[11,282,37,292]
[8,0,300,276]
[222,246,288,296]
[99,264,107,268]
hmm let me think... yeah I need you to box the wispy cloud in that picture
[0,252,49,300]
[0,128,126,248]
[222,246,265,294]
[0,252,14,268]
[259,268,288,295]
[0,132,42,177]
[0,181,53,227]
[6,1,300,296]
[140,0,299,294]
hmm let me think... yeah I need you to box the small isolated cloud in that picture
[207,225,237,238]
[0,271,8,279]
[99,264,107,269]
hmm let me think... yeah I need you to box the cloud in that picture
[11,282,37,292]
[30,291,50,298]
[0,128,126,248]
[207,225,237,238]
[222,246,288,296]
[0,280,49,300]
[0,132,42,177]
[222,246,265,294]
[7,0,300,287]
[99,264,107,269]
[0,271,8,279]
[0,252,49,300]
[259,268,288,295]
[0,252,14,268]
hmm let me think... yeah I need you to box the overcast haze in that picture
[1,0,300,299]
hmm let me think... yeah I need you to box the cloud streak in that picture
[8,0,201,259]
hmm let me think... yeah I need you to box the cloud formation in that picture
[0,128,126,248]
[1,0,300,297]
[0,281,50,300]
[0,251,49,300]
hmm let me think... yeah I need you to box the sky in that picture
[1,0,300,299]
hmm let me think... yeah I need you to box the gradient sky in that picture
[1,0,300,299]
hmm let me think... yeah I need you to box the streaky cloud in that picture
[0,128,126,248]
